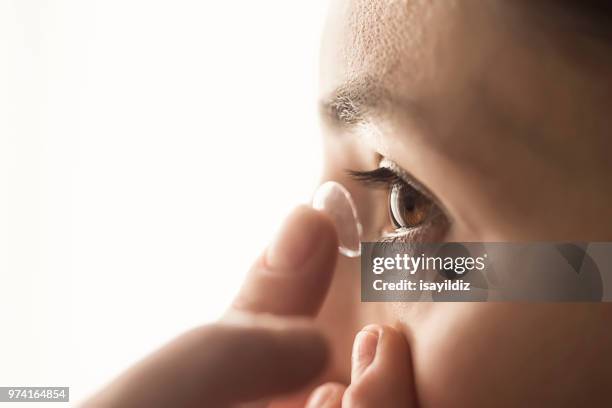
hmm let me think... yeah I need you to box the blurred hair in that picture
[555,0,612,42]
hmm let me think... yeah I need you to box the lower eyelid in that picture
[382,212,449,243]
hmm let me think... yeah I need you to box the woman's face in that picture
[317,0,612,406]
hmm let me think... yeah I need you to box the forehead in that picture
[320,0,506,123]
[322,1,501,81]
[321,0,611,167]
[322,0,600,89]
[321,1,518,158]
[330,0,424,77]
[321,0,431,93]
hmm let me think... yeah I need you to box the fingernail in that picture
[351,327,379,382]
[265,207,323,271]
[305,386,336,408]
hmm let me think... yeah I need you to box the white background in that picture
[0,0,328,404]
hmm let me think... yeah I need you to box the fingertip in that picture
[265,205,338,271]
[305,383,345,408]
[345,324,417,408]
[232,205,339,316]
[351,327,380,383]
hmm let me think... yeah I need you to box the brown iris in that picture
[389,183,434,229]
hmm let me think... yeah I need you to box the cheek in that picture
[401,304,612,407]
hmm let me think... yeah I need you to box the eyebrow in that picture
[320,77,388,126]
[320,72,558,172]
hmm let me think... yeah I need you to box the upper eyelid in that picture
[345,167,402,185]
[345,163,431,201]
[378,159,434,200]
[378,159,452,220]
[346,159,452,222]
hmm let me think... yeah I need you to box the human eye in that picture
[348,158,449,241]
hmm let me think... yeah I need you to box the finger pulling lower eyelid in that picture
[352,330,379,382]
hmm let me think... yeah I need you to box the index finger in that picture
[231,205,338,316]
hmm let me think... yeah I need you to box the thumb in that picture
[83,321,328,408]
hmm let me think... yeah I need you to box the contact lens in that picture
[312,181,363,258]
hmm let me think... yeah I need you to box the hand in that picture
[83,206,418,407]
[304,325,418,408]
[82,206,339,408]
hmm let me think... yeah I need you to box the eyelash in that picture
[347,166,404,185]
[347,166,448,242]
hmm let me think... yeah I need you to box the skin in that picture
[85,1,612,407]
[312,0,612,406]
